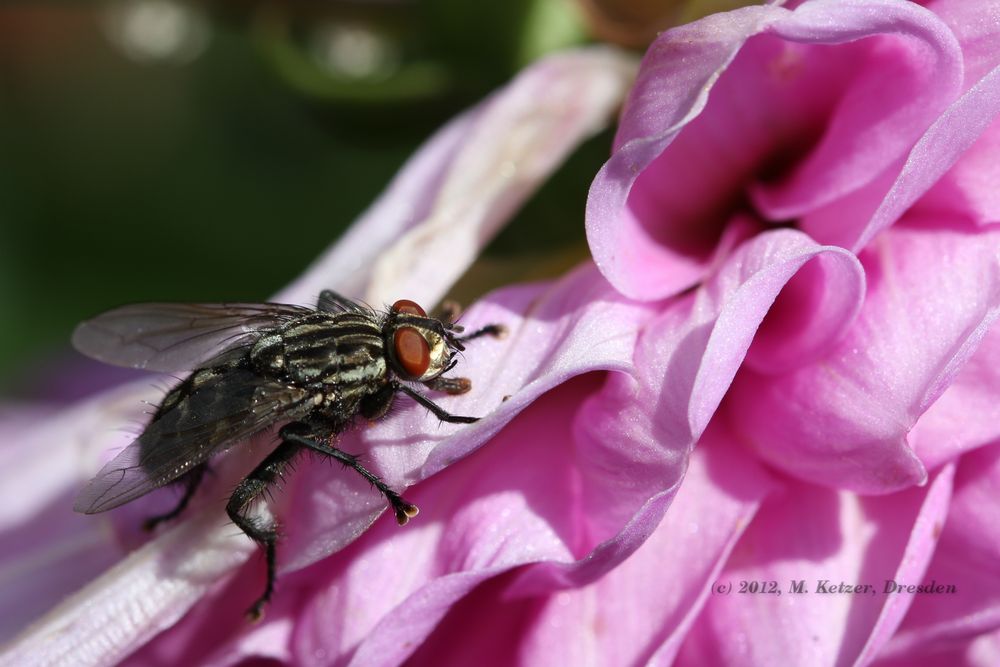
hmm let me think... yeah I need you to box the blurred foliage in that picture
[0,1,613,398]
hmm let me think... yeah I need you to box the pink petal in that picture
[753,1,963,224]
[513,421,775,667]
[928,0,1000,85]
[878,442,1000,662]
[547,226,862,549]
[811,61,1000,251]
[727,223,1000,493]
[587,0,962,300]
[799,0,1000,247]
[875,627,1000,667]
[280,47,637,310]
[676,464,954,667]
[909,317,1000,469]
[586,4,785,300]
[310,378,604,667]
[915,97,1000,228]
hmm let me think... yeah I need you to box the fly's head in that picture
[383,299,468,389]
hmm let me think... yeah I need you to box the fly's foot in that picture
[425,375,472,395]
[246,599,267,623]
[388,491,419,525]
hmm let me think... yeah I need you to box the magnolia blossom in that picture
[4,0,1000,665]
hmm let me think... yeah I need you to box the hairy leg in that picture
[226,440,301,621]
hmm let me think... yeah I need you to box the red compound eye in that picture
[392,299,426,317]
[394,327,430,378]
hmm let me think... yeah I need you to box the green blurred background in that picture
[0,0,624,399]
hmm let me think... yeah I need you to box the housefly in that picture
[72,290,504,619]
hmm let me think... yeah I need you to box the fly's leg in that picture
[143,462,208,531]
[226,440,301,622]
[396,383,478,424]
[282,425,419,526]
[457,323,506,343]
[424,376,472,395]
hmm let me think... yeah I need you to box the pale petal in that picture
[0,388,155,646]
[280,47,637,309]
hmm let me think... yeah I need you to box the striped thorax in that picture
[250,311,387,389]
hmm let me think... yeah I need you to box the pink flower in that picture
[531,0,999,664]
[5,0,1000,664]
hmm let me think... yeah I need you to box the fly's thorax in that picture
[250,311,388,387]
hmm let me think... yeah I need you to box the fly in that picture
[72,290,504,619]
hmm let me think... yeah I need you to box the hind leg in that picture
[226,440,301,621]
[143,462,208,531]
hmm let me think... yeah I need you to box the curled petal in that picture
[808,62,1000,250]
[587,0,961,300]
[728,223,1000,493]
[914,83,1000,229]
[752,0,963,226]
[928,0,1000,85]
[565,225,863,540]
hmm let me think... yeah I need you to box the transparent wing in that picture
[72,302,314,372]
[74,368,314,514]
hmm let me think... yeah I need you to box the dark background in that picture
[0,1,618,399]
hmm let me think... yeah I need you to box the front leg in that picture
[424,375,471,395]
[456,323,506,343]
[396,383,478,424]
